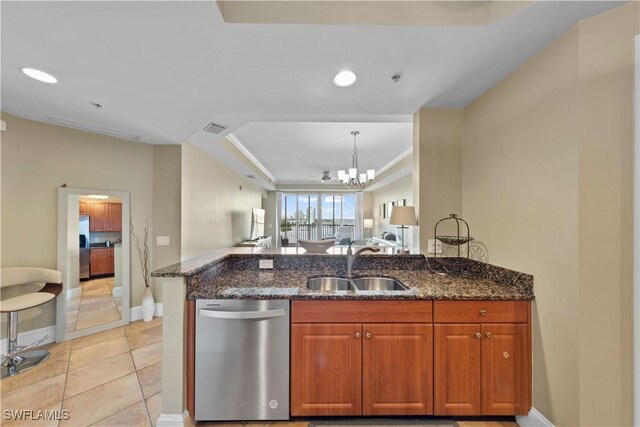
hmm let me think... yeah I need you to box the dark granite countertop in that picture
[159,248,535,301]
[187,268,533,301]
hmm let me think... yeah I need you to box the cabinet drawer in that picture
[91,248,111,256]
[434,301,528,323]
[292,300,433,323]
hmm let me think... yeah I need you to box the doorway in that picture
[56,187,131,341]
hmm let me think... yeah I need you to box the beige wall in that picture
[413,109,463,251]
[151,145,182,303]
[462,3,638,425]
[576,5,637,425]
[463,28,580,425]
[180,143,266,260]
[1,113,154,334]
[370,174,413,245]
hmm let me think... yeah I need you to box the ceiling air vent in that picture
[202,122,228,134]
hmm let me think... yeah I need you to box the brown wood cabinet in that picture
[434,324,482,415]
[481,323,529,415]
[89,202,122,232]
[433,301,531,416]
[89,202,109,231]
[291,323,362,416]
[90,247,114,276]
[79,201,89,215]
[291,301,434,417]
[362,323,433,415]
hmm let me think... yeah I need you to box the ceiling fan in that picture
[308,171,333,182]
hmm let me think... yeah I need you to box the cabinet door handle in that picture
[355,332,361,338]
[474,332,482,339]
[480,309,487,316]
[365,332,372,339]
[485,332,492,338]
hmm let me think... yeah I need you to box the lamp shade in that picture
[389,206,417,226]
[363,218,373,228]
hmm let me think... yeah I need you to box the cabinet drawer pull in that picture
[365,332,372,339]
[355,332,361,338]
[474,332,481,339]
[480,309,487,316]
[485,332,492,338]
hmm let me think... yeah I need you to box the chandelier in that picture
[337,131,375,188]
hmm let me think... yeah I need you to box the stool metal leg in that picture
[1,311,50,378]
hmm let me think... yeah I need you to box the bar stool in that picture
[1,267,63,378]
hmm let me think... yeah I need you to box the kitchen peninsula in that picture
[152,247,534,425]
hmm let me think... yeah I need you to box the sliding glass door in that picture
[280,192,359,245]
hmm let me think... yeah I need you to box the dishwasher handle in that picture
[198,307,287,320]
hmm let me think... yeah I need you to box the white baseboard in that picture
[67,287,82,300]
[516,407,555,427]
[156,411,194,427]
[0,325,56,354]
[130,303,163,322]
[112,286,122,298]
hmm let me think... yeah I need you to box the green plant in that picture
[280,219,292,234]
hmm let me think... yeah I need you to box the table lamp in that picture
[389,206,417,254]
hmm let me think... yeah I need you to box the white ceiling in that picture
[231,122,413,184]
[1,1,622,183]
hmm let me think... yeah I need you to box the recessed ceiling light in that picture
[87,195,109,199]
[21,67,58,84]
[333,70,357,87]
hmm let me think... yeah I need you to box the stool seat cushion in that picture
[0,292,56,312]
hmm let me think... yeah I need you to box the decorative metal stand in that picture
[426,214,473,275]
[434,214,473,258]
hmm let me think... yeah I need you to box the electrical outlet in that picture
[156,236,170,246]
[428,239,443,254]
[259,259,274,269]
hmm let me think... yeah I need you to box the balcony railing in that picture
[281,224,354,245]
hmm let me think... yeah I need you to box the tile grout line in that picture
[125,323,156,426]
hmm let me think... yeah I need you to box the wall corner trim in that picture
[156,411,194,427]
[130,303,164,321]
[516,408,555,427]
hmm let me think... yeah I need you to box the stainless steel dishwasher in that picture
[195,299,290,421]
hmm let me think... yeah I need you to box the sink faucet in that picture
[346,241,380,279]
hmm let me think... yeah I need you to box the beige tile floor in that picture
[1,317,517,427]
[1,317,163,427]
[66,278,122,333]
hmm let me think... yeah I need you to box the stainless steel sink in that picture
[306,277,355,291]
[351,277,409,291]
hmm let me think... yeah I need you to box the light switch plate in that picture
[428,239,443,254]
[156,236,170,246]
[259,259,274,269]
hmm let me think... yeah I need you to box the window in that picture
[280,192,359,245]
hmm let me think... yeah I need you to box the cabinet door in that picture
[481,323,529,415]
[434,324,481,415]
[89,203,109,232]
[90,250,110,276]
[108,248,115,274]
[79,201,88,215]
[291,323,362,416]
[108,203,122,231]
[362,323,433,415]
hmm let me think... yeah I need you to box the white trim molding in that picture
[0,325,56,354]
[130,303,164,322]
[633,33,640,427]
[227,134,277,183]
[156,411,194,427]
[516,408,555,427]
[66,287,82,300]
